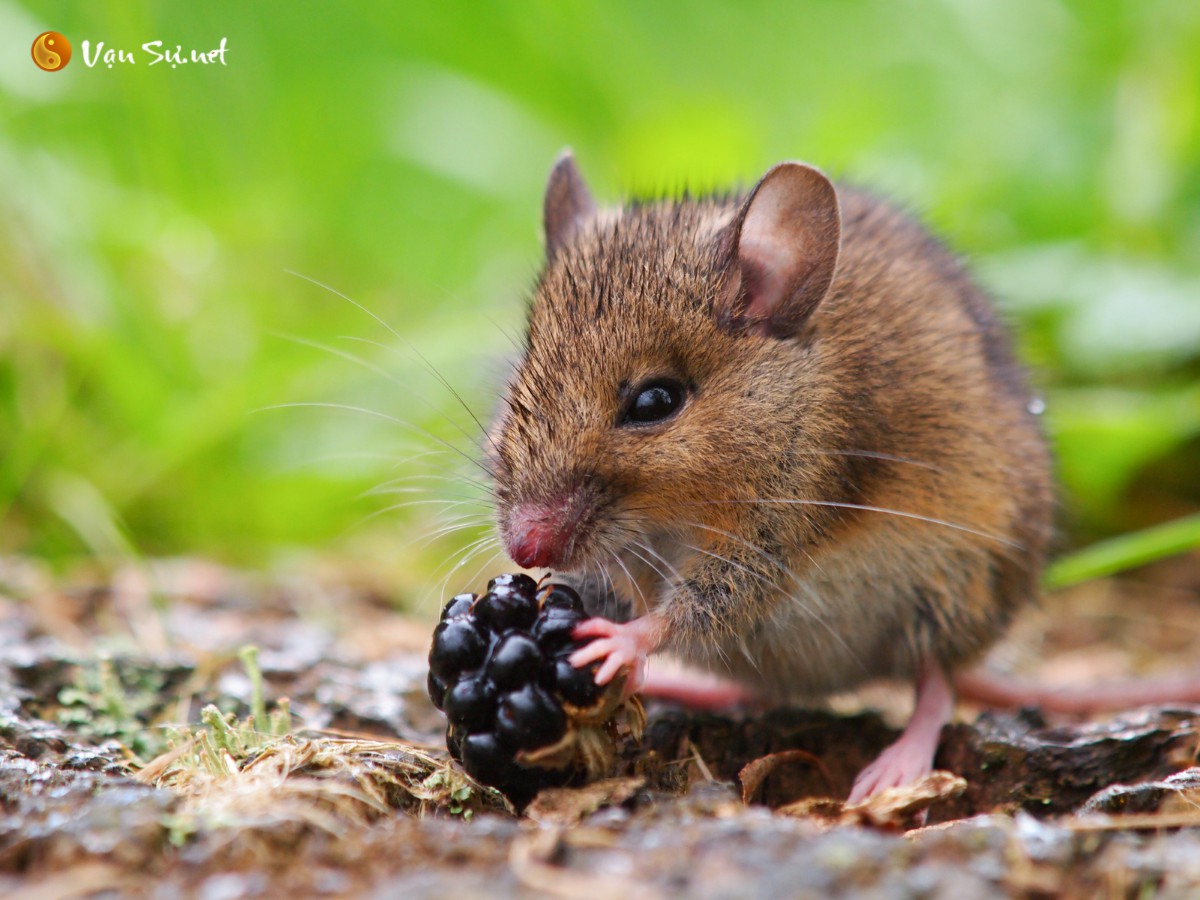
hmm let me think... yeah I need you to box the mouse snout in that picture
[503,493,588,570]
[507,518,569,569]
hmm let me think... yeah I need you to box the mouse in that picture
[485,150,1055,802]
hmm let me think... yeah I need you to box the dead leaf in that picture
[524,776,646,827]
[848,771,967,827]
[778,770,966,830]
[738,749,831,804]
[775,796,847,825]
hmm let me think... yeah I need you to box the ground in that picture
[2,555,1200,898]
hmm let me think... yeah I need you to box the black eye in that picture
[622,379,685,426]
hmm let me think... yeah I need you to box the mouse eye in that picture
[622,378,686,426]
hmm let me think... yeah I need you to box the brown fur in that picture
[489,163,1053,703]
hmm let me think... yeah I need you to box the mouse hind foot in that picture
[848,661,955,804]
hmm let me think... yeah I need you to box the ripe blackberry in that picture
[426,575,637,807]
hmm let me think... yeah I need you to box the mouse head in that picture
[491,152,842,572]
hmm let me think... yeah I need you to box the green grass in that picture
[1046,512,1200,590]
[2,1,1199,596]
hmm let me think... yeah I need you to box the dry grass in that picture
[134,727,513,859]
[126,645,511,848]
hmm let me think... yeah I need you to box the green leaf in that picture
[1045,513,1200,590]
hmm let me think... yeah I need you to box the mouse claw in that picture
[570,616,661,696]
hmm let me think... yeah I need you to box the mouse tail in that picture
[954,669,1200,715]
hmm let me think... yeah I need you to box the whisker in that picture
[286,269,500,462]
[798,448,942,471]
[377,466,492,502]
[432,534,500,584]
[298,450,426,466]
[628,539,687,592]
[286,268,407,342]
[678,541,782,594]
[367,482,494,504]
[583,560,608,620]
[613,519,864,676]
[256,401,492,479]
[425,534,503,613]
[414,516,494,547]
[363,487,491,507]
[606,545,647,613]
[624,542,673,587]
[683,516,828,579]
[270,330,488,454]
[340,334,499,457]
[681,538,863,675]
[435,532,500,577]
[361,498,487,518]
[370,470,495,493]
[483,311,525,356]
[457,541,508,599]
[668,498,1020,549]
[677,519,788,575]
[585,558,622,622]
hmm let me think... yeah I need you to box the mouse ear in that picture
[717,162,841,339]
[544,149,597,259]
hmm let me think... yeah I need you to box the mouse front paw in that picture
[569,616,662,696]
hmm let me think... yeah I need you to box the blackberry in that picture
[427,575,634,807]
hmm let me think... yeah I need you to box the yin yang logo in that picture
[32,31,72,72]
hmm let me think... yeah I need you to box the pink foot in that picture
[848,662,955,804]
[570,615,664,696]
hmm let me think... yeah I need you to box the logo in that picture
[80,38,229,69]
[32,31,72,72]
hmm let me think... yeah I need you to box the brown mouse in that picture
[486,151,1054,800]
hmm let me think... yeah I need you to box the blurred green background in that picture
[2,1,1199,595]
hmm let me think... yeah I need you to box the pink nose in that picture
[505,504,575,569]
[509,524,565,569]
